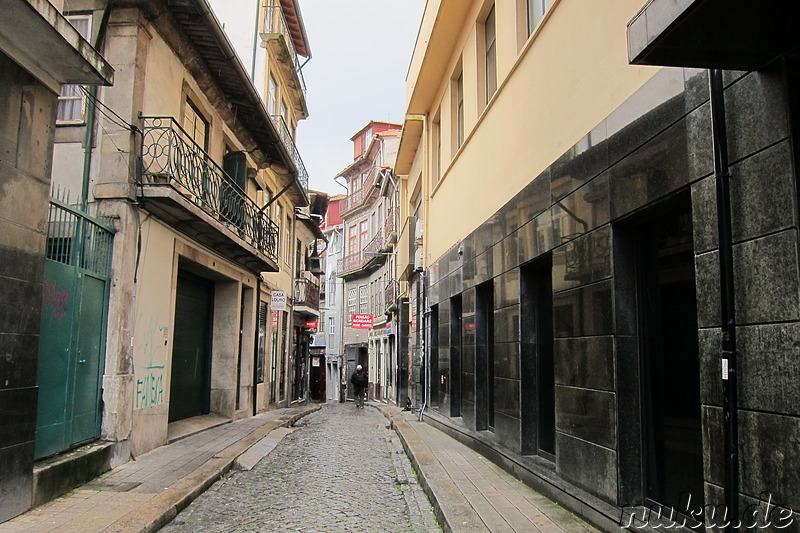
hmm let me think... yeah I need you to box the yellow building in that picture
[397,0,800,528]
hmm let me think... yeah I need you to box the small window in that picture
[268,73,279,116]
[183,99,209,151]
[527,0,552,36]
[432,112,441,184]
[484,6,497,104]
[57,14,92,124]
[455,71,464,149]
[359,285,369,314]
[348,288,357,316]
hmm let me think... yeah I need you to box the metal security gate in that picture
[35,194,114,459]
[168,271,213,422]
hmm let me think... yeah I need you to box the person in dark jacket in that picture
[350,365,368,408]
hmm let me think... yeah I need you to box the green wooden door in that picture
[169,272,213,422]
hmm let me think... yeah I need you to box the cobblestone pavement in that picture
[160,402,441,532]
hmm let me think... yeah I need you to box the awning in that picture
[627,0,800,70]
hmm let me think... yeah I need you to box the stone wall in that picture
[0,52,58,522]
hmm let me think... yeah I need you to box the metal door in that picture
[35,196,113,459]
[168,272,213,422]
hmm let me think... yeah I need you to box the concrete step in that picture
[32,441,114,507]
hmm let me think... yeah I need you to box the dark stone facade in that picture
[0,52,58,522]
[424,65,800,526]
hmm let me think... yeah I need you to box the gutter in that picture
[195,0,307,206]
[80,0,114,206]
[709,68,738,532]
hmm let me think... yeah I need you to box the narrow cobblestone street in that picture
[159,403,440,532]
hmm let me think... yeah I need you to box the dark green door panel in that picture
[35,266,108,459]
[71,273,106,444]
[169,272,213,422]
[35,261,75,458]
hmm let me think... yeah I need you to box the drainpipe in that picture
[252,278,261,415]
[709,68,738,532]
[80,0,114,206]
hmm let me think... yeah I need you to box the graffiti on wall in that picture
[136,362,165,409]
[134,316,169,409]
[42,278,70,320]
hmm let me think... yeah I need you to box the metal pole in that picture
[709,68,738,532]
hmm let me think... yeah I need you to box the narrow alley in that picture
[159,403,440,533]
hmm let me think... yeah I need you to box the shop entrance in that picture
[169,271,213,422]
[636,203,703,509]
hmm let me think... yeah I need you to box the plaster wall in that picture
[406,0,661,266]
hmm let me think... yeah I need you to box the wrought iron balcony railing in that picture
[294,276,319,311]
[270,114,309,194]
[384,279,398,312]
[338,251,365,274]
[343,164,378,212]
[364,230,385,255]
[263,4,306,98]
[140,116,278,262]
[383,207,396,245]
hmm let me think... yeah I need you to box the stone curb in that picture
[374,404,488,533]
[103,406,320,533]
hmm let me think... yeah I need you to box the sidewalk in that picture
[2,402,598,533]
[377,404,599,533]
[0,406,318,533]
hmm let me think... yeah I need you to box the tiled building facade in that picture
[398,0,800,529]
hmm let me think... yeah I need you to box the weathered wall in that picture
[0,52,58,522]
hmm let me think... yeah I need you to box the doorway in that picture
[520,254,554,458]
[636,203,703,509]
[169,271,213,422]
[476,281,494,432]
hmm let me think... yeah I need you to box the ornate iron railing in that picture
[139,116,278,262]
[364,230,384,255]
[263,4,306,98]
[338,251,365,274]
[384,279,398,312]
[270,114,309,194]
[343,164,378,212]
[383,207,396,244]
[294,277,319,310]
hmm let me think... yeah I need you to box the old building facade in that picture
[338,122,401,403]
[42,0,312,489]
[397,0,800,529]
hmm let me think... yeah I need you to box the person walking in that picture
[350,365,368,408]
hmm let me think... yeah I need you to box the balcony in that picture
[383,207,397,247]
[139,117,279,272]
[294,275,320,315]
[342,165,379,213]
[270,114,309,195]
[384,279,398,313]
[263,4,307,103]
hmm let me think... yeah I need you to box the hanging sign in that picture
[386,321,393,335]
[351,314,374,329]
[271,291,287,311]
[305,320,318,330]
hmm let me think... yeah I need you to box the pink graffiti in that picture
[42,279,70,320]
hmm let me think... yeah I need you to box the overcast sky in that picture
[209,0,424,195]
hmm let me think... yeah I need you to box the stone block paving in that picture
[381,407,599,533]
[160,402,441,533]
[0,407,313,533]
